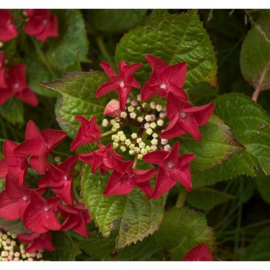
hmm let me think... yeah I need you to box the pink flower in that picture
[38,155,78,205]
[0,64,38,106]
[0,174,44,221]
[79,143,123,175]
[70,116,101,152]
[0,52,7,88]
[0,10,17,42]
[23,191,61,233]
[24,9,58,42]
[0,140,28,185]
[15,120,67,174]
[143,142,195,199]
[184,243,213,261]
[141,55,188,102]
[103,158,155,198]
[58,204,91,237]
[18,232,54,253]
[161,93,215,141]
[104,99,121,119]
[96,61,142,111]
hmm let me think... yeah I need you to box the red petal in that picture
[52,181,74,205]
[136,181,153,199]
[134,168,156,183]
[42,129,67,150]
[160,117,186,139]
[141,83,161,102]
[145,55,168,74]
[16,87,39,106]
[142,150,169,167]
[100,61,118,78]
[96,81,119,97]
[171,165,192,192]
[0,159,8,179]
[29,154,48,174]
[180,116,202,141]
[177,154,195,166]
[184,243,213,261]
[25,120,41,140]
[15,139,46,156]
[0,89,13,105]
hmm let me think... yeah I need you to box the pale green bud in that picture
[156,104,163,112]
[146,128,153,135]
[128,106,135,112]
[138,154,143,160]
[150,122,157,129]
[131,133,137,139]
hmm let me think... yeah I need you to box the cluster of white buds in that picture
[0,230,44,261]
[103,95,172,159]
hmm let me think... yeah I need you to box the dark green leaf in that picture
[154,207,215,260]
[0,97,24,124]
[214,93,270,175]
[186,187,235,211]
[0,218,30,234]
[256,169,270,205]
[85,10,147,33]
[115,10,217,89]
[81,164,166,249]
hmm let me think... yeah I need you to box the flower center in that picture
[22,195,28,202]
[160,83,167,89]
[180,112,188,119]
[166,160,174,169]
[43,19,48,25]
[119,81,125,88]
[63,175,68,181]
[13,83,20,89]
[44,206,50,212]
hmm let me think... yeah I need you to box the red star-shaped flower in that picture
[141,55,188,102]
[38,155,78,205]
[58,204,91,237]
[18,232,54,253]
[103,158,155,198]
[23,191,61,233]
[0,52,7,88]
[0,64,39,106]
[15,120,67,174]
[0,10,17,42]
[79,143,123,175]
[143,141,195,199]
[96,61,142,111]
[184,243,213,261]
[24,9,58,42]
[0,140,28,185]
[0,174,44,221]
[70,116,101,152]
[161,93,215,141]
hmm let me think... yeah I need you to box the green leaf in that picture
[256,169,270,205]
[115,10,217,89]
[214,93,270,175]
[85,10,147,33]
[192,151,258,188]
[0,97,24,124]
[179,114,243,172]
[25,51,59,97]
[186,187,235,211]
[45,10,89,71]
[43,71,110,138]
[45,231,81,261]
[240,17,270,91]
[154,207,215,260]
[243,228,270,260]
[0,218,30,234]
[81,164,166,249]
[189,82,218,105]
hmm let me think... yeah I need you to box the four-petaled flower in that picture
[0,9,17,42]
[104,158,156,198]
[18,232,55,253]
[0,52,7,88]
[23,191,61,233]
[58,204,91,237]
[0,64,39,106]
[184,243,213,261]
[70,116,101,152]
[141,55,188,102]
[0,174,44,221]
[161,93,215,141]
[79,143,123,175]
[96,61,142,111]
[15,120,67,174]
[24,9,58,42]
[143,141,195,199]
[38,155,78,205]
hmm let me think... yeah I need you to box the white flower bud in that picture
[146,145,151,151]
[151,145,158,151]
[113,142,119,149]
[150,122,157,129]
[131,133,137,139]
[129,144,135,150]
[130,112,137,119]
[128,106,135,112]
[131,100,138,106]
[110,119,116,125]
[136,138,142,143]
[142,103,147,108]
[121,111,127,118]
[138,154,143,160]
[150,102,156,109]
[139,142,146,148]
[161,138,168,145]
[112,135,119,142]
[141,148,147,155]
[164,144,171,151]
[157,119,164,126]
[145,115,151,122]
[113,123,120,129]
[129,150,135,155]
[146,128,153,135]
[159,112,166,118]
[144,123,150,129]
[137,95,141,101]
[152,133,158,138]
[156,104,163,112]
[151,138,158,145]
[125,139,131,146]
[119,135,126,142]
[134,147,140,154]
[102,119,109,127]
[150,114,156,121]
[137,116,144,122]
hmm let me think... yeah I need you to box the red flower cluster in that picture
[0,121,91,252]
[0,9,58,42]
[70,55,214,199]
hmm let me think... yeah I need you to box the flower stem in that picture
[175,185,187,208]
[132,155,138,169]
[96,36,114,65]
[101,130,115,138]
